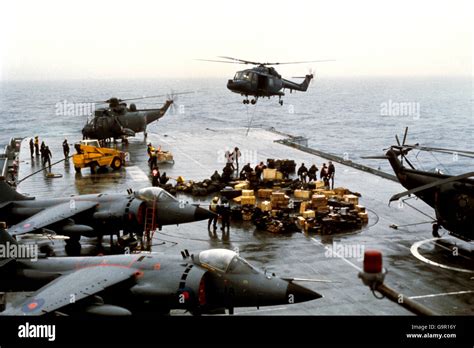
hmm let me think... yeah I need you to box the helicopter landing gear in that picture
[278,97,283,106]
[243,97,257,105]
[432,223,440,238]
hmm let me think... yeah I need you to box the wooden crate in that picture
[299,201,307,214]
[321,190,336,197]
[294,189,311,199]
[241,196,256,205]
[242,189,254,197]
[343,194,359,205]
[311,194,328,208]
[358,212,369,222]
[263,168,277,180]
[234,182,249,190]
[355,205,366,213]
[302,210,316,218]
[257,188,273,199]
[296,216,306,229]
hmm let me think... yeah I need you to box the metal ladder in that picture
[143,199,157,251]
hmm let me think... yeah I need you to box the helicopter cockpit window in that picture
[134,187,176,202]
[242,72,250,80]
[234,72,244,80]
[198,249,258,274]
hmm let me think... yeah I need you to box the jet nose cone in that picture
[194,206,215,221]
[286,282,322,303]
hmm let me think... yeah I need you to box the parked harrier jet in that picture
[0,178,213,251]
[0,229,321,316]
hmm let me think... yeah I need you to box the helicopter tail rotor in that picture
[166,90,193,115]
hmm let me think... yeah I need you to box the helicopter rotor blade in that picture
[402,145,474,158]
[361,155,389,159]
[265,59,335,65]
[121,92,194,102]
[402,126,408,146]
[395,135,401,147]
[217,56,261,65]
[209,56,335,66]
[89,92,195,105]
[195,59,247,64]
[389,171,474,202]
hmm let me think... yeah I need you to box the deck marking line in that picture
[410,238,474,274]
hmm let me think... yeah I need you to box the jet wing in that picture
[9,200,97,236]
[2,265,137,315]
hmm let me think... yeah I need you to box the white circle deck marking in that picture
[410,238,474,274]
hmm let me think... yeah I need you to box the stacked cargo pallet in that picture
[270,191,290,209]
[263,168,284,181]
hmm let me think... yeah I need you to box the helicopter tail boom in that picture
[282,74,314,92]
[144,100,173,125]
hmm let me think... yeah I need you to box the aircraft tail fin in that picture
[0,177,30,205]
[299,74,314,92]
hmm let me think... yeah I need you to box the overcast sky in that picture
[0,0,472,80]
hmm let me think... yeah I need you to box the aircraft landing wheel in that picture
[432,223,440,238]
[111,157,122,170]
[74,166,81,173]
[279,100,283,106]
[251,99,256,105]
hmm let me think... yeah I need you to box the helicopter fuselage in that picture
[82,100,172,140]
[386,149,474,241]
[226,66,313,104]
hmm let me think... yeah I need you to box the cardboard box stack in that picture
[257,188,273,199]
[234,181,249,190]
[311,194,328,210]
[321,190,337,199]
[296,216,306,229]
[263,168,277,181]
[270,192,289,209]
[343,194,359,205]
[302,210,316,218]
[358,212,369,223]
[241,195,256,206]
[241,189,254,197]
[294,189,312,200]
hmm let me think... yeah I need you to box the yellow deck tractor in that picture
[73,140,127,173]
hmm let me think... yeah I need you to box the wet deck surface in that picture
[16,128,474,315]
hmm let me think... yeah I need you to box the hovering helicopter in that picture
[198,56,333,105]
[82,92,191,141]
[364,127,474,241]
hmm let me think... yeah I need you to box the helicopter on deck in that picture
[364,127,474,241]
[82,92,191,141]
[198,56,333,105]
